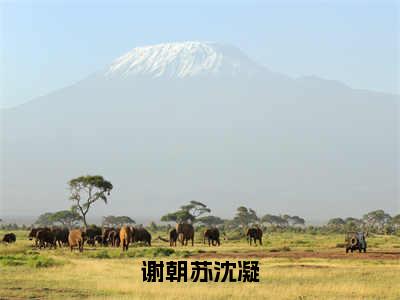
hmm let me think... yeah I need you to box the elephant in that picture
[169,228,178,246]
[36,230,57,249]
[107,229,120,247]
[84,225,102,246]
[203,228,220,246]
[28,227,50,247]
[131,227,152,246]
[101,228,113,246]
[68,229,83,252]
[119,226,131,251]
[94,235,103,246]
[246,227,263,246]
[51,227,69,247]
[176,223,194,246]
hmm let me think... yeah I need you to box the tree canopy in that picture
[283,215,305,226]
[327,217,345,227]
[69,175,113,227]
[34,212,55,227]
[232,206,259,228]
[102,215,135,227]
[34,209,82,228]
[363,210,392,231]
[196,215,224,227]
[161,201,211,223]
[261,214,287,227]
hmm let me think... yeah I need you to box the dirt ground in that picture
[192,249,400,260]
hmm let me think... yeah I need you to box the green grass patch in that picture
[88,250,111,259]
[126,247,175,258]
[27,256,60,268]
[0,255,25,266]
[0,253,62,268]
[175,250,192,258]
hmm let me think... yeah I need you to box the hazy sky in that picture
[1,0,398,108]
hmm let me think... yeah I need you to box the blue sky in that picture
[1,0,398,107]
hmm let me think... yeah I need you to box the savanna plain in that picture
[1,230,399,300]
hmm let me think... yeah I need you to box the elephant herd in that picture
[169,224,263,247]
[26,225,152,252]
[167,223,217,247]
[2,224,263,252]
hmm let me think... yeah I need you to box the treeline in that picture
[1,175,398,236]
[158,202,400,236]
[2,202,398,237]
[324,210,400,235]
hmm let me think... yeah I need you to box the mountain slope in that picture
[1,42,398,220]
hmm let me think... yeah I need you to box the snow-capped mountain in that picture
[104,41,262,79]
[2,41,398,220]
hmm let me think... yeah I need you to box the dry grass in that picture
[1,231,399,299]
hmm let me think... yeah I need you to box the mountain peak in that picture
[104,41,262,79]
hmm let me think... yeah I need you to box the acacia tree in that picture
[327,217,345,231]
[362,210,392,233]
[283,215,305,227]
[35,210,82,228]
[196,215,224,227]
[161,201,211,223]
[102,215,135,227]
[233,206,259,228]
[68,175,113,228]
[51,210,82,228]
[391,214,400,229]
[261,214,287,227]
[35,212,56,227]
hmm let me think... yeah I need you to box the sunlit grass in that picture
[1,230,399,299]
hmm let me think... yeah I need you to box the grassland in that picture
[1,230,399,299]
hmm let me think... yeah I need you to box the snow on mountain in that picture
[104,41,263,79]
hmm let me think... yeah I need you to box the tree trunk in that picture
[82,214,88,229]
